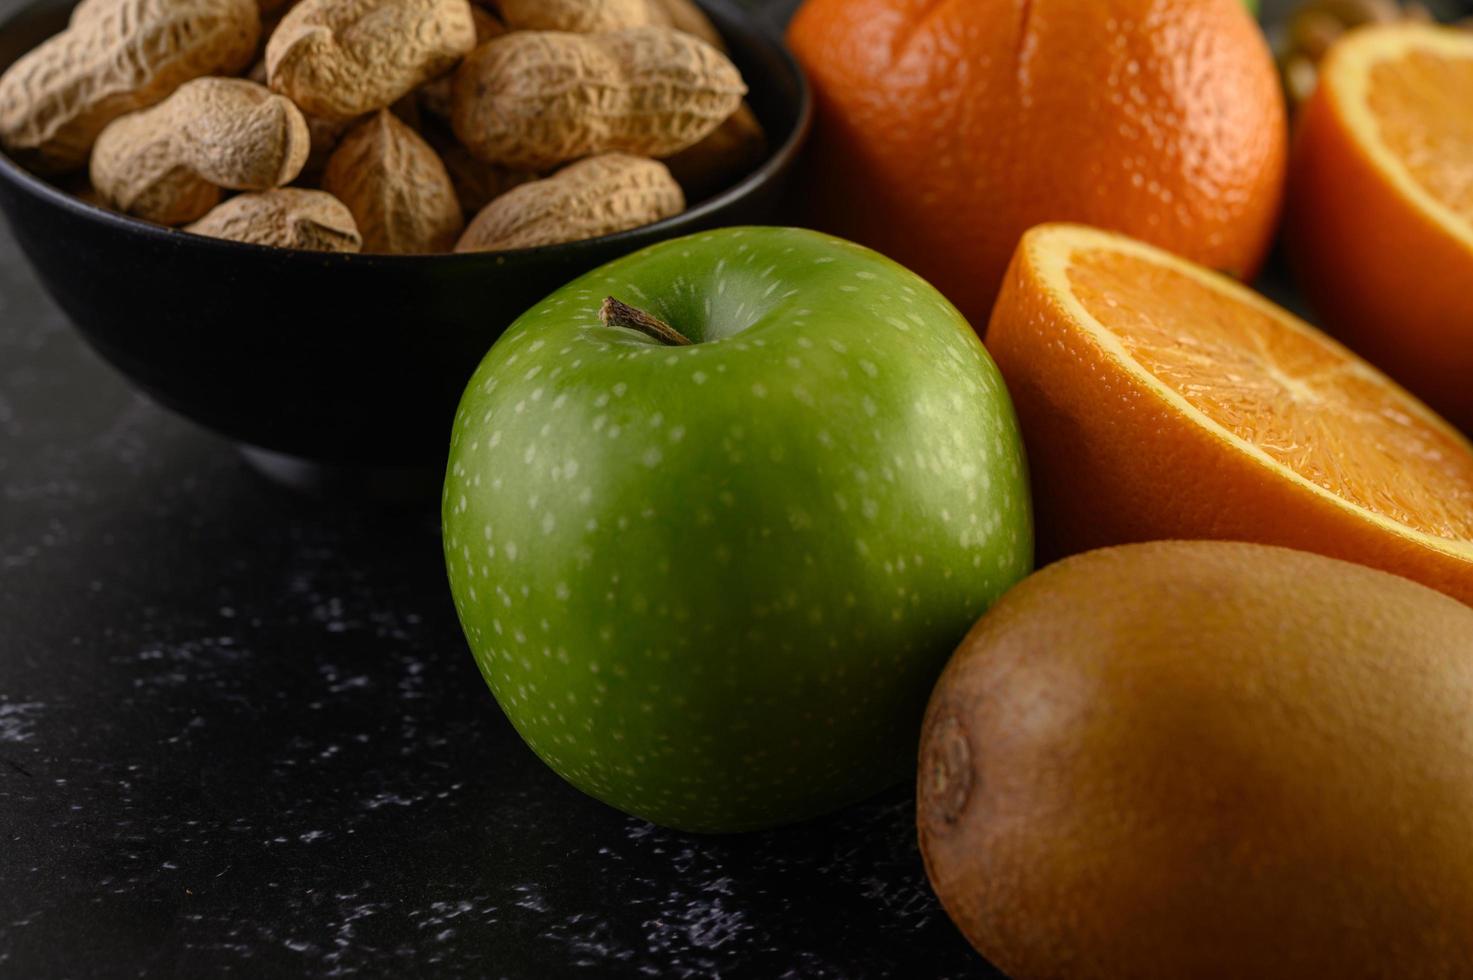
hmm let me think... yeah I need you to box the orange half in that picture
[1339,25,1473,245]
[987,223,1473,604]
[1288,24,1473,431]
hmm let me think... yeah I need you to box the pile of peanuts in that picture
[0,0,766,253]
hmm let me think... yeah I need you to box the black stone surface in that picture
[0,3,998,974]
[0,186,998,980]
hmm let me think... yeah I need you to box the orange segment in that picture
[1287,25,1473,433]
[988,223,1473,604]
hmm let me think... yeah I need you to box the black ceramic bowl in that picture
[0,0,810,474]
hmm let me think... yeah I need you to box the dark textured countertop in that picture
[0,180,997,980]
[0,3,1003,976]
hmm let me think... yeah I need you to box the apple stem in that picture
[599,297,692,347]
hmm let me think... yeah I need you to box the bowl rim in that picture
[0,0,811,264]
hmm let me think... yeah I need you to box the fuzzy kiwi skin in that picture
[918,540,1473,980]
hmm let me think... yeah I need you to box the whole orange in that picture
[787,0,1288,325]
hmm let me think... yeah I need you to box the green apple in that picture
[443,227,1032,832]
